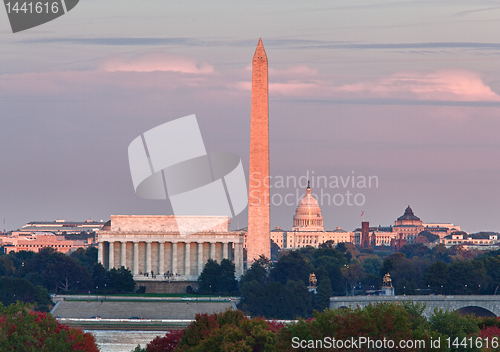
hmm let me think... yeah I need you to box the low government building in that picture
[355,205,463,248]
[97,215,245,288]
[16,219,105,235]
[1,233,89,254]
[269,184,353,249]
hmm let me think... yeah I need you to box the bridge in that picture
[330,295,500,318]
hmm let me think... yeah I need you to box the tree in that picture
[271,251,312,285]
[341,263,364,295]
[380,252,407,276]
[0,277,51,310]
[141,330,184,352]
[42,255,91,293]
[400,243,431,259]
[176,310,279,352]
[482,256,500,294]
[239,280,297,319]
[429,309,480,350]
[314,278,332,311]
[218,259,237,295]
[92,262,108,289]
[0,256,15,276]
[286,280,313,318]
[277,302,415,352]
[69,247,98,273]
[0,301,99,352]
[240,259,269,285]
[361,256,383,276]
[108,266,135,293]
[423,261,448,294]
[197,259,237,296]
[198,259,222,295]
[447,260,487,295]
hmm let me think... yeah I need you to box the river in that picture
[86,330,167,352]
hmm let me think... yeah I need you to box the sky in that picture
[1,0,500,233]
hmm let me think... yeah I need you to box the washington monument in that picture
[247,38,271,262]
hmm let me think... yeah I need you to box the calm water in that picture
[86,330,167,352]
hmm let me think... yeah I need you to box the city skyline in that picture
[1,1,500,233]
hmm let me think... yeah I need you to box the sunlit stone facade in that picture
[97,215,244,281]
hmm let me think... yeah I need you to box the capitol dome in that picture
[293,182,324,231]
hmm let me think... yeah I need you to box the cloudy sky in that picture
[1,0,500,233]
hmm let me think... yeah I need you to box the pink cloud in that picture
[269,65,318,77]
[236,64,322,96]
[269,81,323,95]
[233,80,324,96]
[336,70,500,101]
[100,53,214,74]
[0,53,218,96]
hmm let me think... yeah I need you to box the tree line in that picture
[134,303,500,352]
[0,246,136,311]
[197,242,500,319]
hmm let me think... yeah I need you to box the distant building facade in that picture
[270,184,353,250]
[16,219,105,236]
[1,233,89,254]
[97,215,245,281]
[356,205,463,248]
[435,233,499,249]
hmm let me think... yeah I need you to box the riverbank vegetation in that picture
[133,304,500,352]
[0,247,135,311]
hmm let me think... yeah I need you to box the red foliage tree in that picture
[0,302,99,352]
[147,330,184,352]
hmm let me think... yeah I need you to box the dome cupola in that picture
[293,181,324,231]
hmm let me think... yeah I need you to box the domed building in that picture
[355,205,463,248]
[292,182,324,231]
[395,205,423,227]
[392,205,423,243]
[270,182,353,249]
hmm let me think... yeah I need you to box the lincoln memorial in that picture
[97,215,245,284]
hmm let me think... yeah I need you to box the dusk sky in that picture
[1,0,500,233]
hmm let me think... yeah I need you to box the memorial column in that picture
[185,242,191,276]
[171,242,178,275]
[98,242,103,264]
[121,241,127,268]
[108,242,115,269]
[146,241,152,275]
[159,242,165,276]
[222,242,228,260]
[133,242,139,276]
[210,242,216,260]
[197,242,204,275]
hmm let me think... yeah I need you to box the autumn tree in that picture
[0,302,99,352]
[176,310,279,352]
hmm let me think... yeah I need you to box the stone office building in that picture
[97,215,245,291]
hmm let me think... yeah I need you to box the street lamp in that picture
[96,286,98,301]
[441,285,443,295]
[104,283,107,300]
[343,264,349,296]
